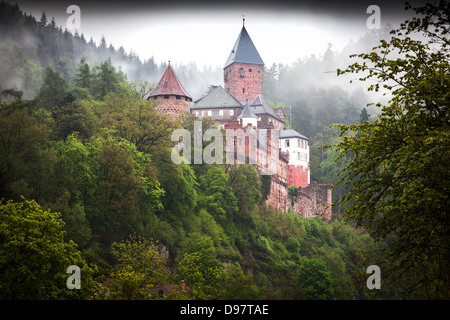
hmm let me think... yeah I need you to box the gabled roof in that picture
[273,107,287,117]
[192,85,243,109]
[249,94,283,122]
[149,65,192,101]
[224,26,264,68]
[238,103,257,119]
[278,129,309,140]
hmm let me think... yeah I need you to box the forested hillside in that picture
[1,1,447,300]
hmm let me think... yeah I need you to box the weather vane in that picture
[242,15,245,27]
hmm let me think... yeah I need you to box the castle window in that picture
[196,110,203,117]
[212,110,220,116]
[176,96,181,100]
[249,68,252,72]
[164,95,169,99]
[285,140,290,148]
[239,68,244,78]
[243,88,245,94]
[229,109,234,116]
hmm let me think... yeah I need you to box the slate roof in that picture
[224,26,264,68]
[237,103,257,119]
[249,94,283,122]
[278,129,309,140]
[149,65,192,101]
[192,85,243,109]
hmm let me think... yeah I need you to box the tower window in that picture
[176,96,181,100]
[249,68,252,72]
[239,68,244,78]
[243,88,245,94]
[164,95,169,99]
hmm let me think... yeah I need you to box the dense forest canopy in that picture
[0,1,448,300]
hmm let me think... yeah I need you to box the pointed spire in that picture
[149,64,192,101]
[238,102,257,119]
[224,23,264,68]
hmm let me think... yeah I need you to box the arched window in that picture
[239,68,244,78]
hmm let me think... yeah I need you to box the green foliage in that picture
[0,108,52,202]
[104,235,170,300]
[0,2,437,300]
[37,67,70,109]
[333,0,450,299]
[51,101,95,140]
[91,58,127,99]
[0,198,98,299]
[295,256,335,300]
[216,262,264,300]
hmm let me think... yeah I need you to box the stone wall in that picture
[224,63,263,103]
[291,183,332,220]
[153,95,190,120]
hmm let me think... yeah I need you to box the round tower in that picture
[148,64,192,120]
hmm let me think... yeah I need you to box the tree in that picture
[92,58,126,99]
[0,198,98,299]
[216,262,264,300]
[38,11,47,29]
[37,66,69,109]
[359,107,369,124]
[95,138,141,247]
[295,256,335,300]
[333,0,450,298]
[52,101,94,140]
[228,164,261,216]
[198,165,238,225]
[105,235,170,300]
[74,57,92,90]
[0,108,52,202]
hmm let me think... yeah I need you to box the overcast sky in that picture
[10,0,427,68]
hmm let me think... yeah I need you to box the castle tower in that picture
[148,64,192,120]
[223,20,264,104]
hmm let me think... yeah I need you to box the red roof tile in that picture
[150,65,192,100]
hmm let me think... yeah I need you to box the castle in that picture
[148,21,332,220]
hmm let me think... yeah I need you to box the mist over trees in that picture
[1,1,446,301]
[0,2,222,100]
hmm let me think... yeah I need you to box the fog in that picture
[3,0,428,101]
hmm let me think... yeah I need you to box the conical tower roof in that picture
[224,26,264,68]
[238,102,257,119]
[150,65,192,101]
